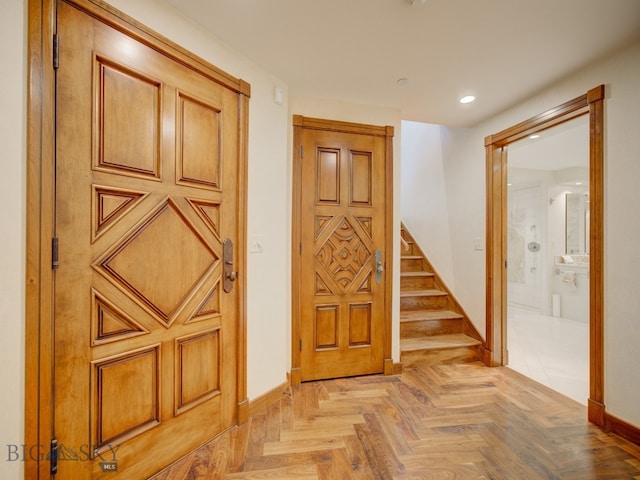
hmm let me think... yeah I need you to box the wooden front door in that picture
[52,1,248,477]
[292,116,393,382]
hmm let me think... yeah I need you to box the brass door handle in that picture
[223,239,236,292]
[375,249,384,284]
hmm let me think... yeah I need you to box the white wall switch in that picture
[249,234,264,253]
[274,86,284,105]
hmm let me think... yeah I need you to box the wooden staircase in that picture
[400,224,484,368]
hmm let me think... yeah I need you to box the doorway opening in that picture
[505,115,590,405]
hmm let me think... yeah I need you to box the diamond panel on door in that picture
[94,198,218,326]
[315,217,372,293]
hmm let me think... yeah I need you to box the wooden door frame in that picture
[25,1,249,477]
[484,85,605,426]
[290,115,394,386]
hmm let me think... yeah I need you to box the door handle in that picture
[375,249,384,284]
[223,238,237,293]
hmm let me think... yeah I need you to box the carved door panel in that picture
[53,2,243,477]
[296,120,390,381]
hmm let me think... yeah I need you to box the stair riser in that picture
[401,346,480,368]
[400,318,463,338]
[400,276,435,290]
[401,295,448,310]
[402,243,419,256]
[401,258,423,272]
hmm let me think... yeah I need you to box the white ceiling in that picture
[162,0,640,127]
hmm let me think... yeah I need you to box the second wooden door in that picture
[293,116,393,382]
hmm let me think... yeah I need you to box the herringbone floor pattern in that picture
[151,363,640,479]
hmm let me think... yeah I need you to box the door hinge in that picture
[300,145,303,158]
[504,259,507,269]
[300,339,302,351]
[50,438,58,475]
[53,34,59,70]
[299,242,302,255]
[52,237,59,270]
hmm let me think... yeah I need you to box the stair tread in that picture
[400,310,463,322]
[400,334,481,352]
[401,255,422,260]
[401,271,434,277]
[400,289,447,297]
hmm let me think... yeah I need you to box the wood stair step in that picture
[400,309,463,323]
[400,289,447,298]
[400,334,482,367]
[400,289,448,310]
[400,309,464,337]
[400,255,424,272]
[400,271,435,289]
[401,334,481,352]
[400,271,434,278]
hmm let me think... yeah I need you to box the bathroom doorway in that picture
[505,116,589,404]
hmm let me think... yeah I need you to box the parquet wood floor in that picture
[151,363,640,479]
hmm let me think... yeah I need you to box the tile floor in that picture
[507,305,589,405]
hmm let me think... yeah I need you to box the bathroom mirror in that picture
[565,192,589,254]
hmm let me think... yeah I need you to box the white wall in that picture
[440,126,487,331]
[0,1,25,478]
[400,121,456,289]
[289,96,403,361]
[442,39,640,427]
[601,40,640,427]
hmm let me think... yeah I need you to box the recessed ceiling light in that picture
[397,78,409,86]
[529,134,540,139]
[576,182,583,186]
[459,95,475,104]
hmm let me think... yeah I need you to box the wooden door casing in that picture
[24,0,249,478]
[291,116,394,383]
[484,86,605,426]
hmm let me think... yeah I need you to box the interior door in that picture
[53,1,245,477]
[293,117,393,382]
